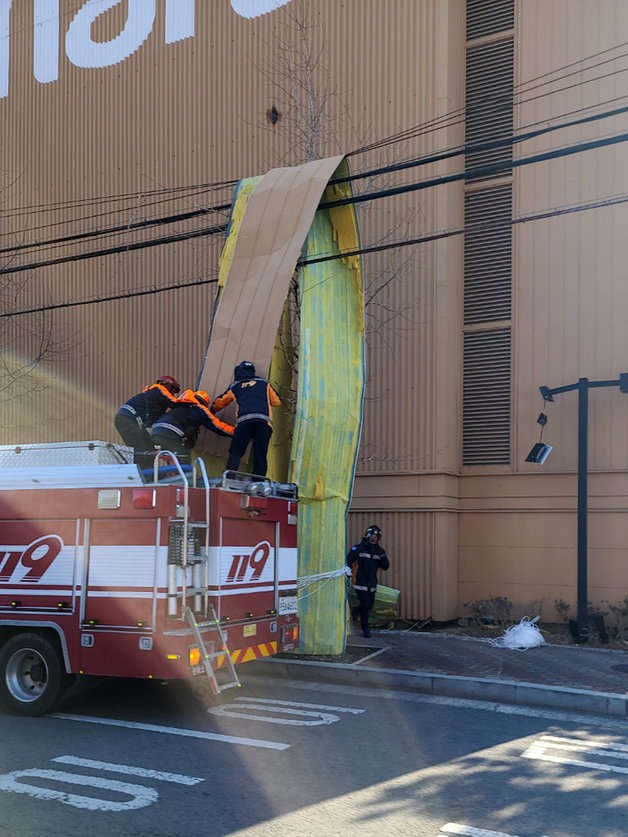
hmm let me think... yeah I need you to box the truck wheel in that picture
[0,633,65,716]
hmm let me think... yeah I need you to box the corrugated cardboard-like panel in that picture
[196,155,344,457]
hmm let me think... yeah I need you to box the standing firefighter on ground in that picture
[211,361,280,477]
[115,375,181,468]
[347,525,390,638]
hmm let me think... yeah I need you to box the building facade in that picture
[1,0,627,623]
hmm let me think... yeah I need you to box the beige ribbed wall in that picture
[3,1,627,624]
[0,1,465,622]
[458,0,628,623]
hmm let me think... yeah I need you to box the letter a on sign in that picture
[66,0,156,69]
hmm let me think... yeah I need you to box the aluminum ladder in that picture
[184,604,241,695]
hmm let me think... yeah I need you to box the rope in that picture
[295,567,348,602]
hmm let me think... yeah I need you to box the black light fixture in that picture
[525,442,553,464]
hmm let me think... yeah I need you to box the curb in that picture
[247,657,628,719]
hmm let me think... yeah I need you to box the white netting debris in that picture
[489,616,547,650]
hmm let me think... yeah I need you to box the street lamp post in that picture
[538,374,628,643]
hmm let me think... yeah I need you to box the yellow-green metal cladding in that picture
[289,159,364,655]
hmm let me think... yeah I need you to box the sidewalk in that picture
[248,629,628,719]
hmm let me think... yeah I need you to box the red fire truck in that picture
[0,442,299,716]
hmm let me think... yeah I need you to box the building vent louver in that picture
[466,38,514,180]
[466,0,514,41]
[464,185,512,324]
[463,329,511,465]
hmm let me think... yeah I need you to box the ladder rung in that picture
[218,681,241,691]
[191,623,222,632]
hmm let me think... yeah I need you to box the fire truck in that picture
[0,441,299,716]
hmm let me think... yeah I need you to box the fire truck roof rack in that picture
[221,470,298,500]
[0,440,133,467]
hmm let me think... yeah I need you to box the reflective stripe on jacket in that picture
[118,383,179,428]
[346,540,390,592]
[211,377,280,427]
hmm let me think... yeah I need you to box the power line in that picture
[338,102,628,187]
[0,206,231,257]
[3,128,628,280]
[4,190,628,320]
[323,130,628,210]
[0,222,228,277]
[300,192,628,268]
[0,276,219,318]
[6,100,619,260]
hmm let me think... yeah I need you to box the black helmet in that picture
[234,361,256,380]
[364,525,382,540]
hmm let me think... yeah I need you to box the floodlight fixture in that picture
[539,385,554,402]
[525,442,553,464]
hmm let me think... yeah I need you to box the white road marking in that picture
[50,712,289,750]
[0,755,206,812]
[209,702,342,725]
[0,768,158,812]
[533,734,628,757]
[235,696,365,713]
[440,825,550,837]
[52,756,203,785]
[208,697,364,725]
[523,734,628,775]
[245,675,628,731]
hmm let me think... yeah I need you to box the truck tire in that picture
[0,633,65,716]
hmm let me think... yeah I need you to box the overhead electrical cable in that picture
[5,102,628,260]
[0,222,228,276]
[4,190,628,319]
[0,206,231,257]
[2,128,628,279]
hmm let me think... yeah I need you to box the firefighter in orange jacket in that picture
[211,361,280,477]
[151,390,234,460]
[115,375,181,468]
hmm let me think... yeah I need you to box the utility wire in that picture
[4,190,628,320]
[0,222,228,276]
[2,39,627,231]
[3,100,617,259]
[2,128,628,279]
[0,206,231,257]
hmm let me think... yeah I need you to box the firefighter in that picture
[211,361,280,477]
[346,524,390,638]
[115,375,181,468]
[150,389,234,460]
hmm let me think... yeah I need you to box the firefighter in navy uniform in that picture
[346,525,390,637]
[115,375,181,468]
[211,361,281,477]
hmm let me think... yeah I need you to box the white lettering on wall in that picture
[0,0,293,101]
[165,0,195,44]
[33,0,58,84]
[230,0,293,19]
[65,0,156,70]
[0,0,12,99]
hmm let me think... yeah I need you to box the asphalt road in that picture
[0,674,626,837]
